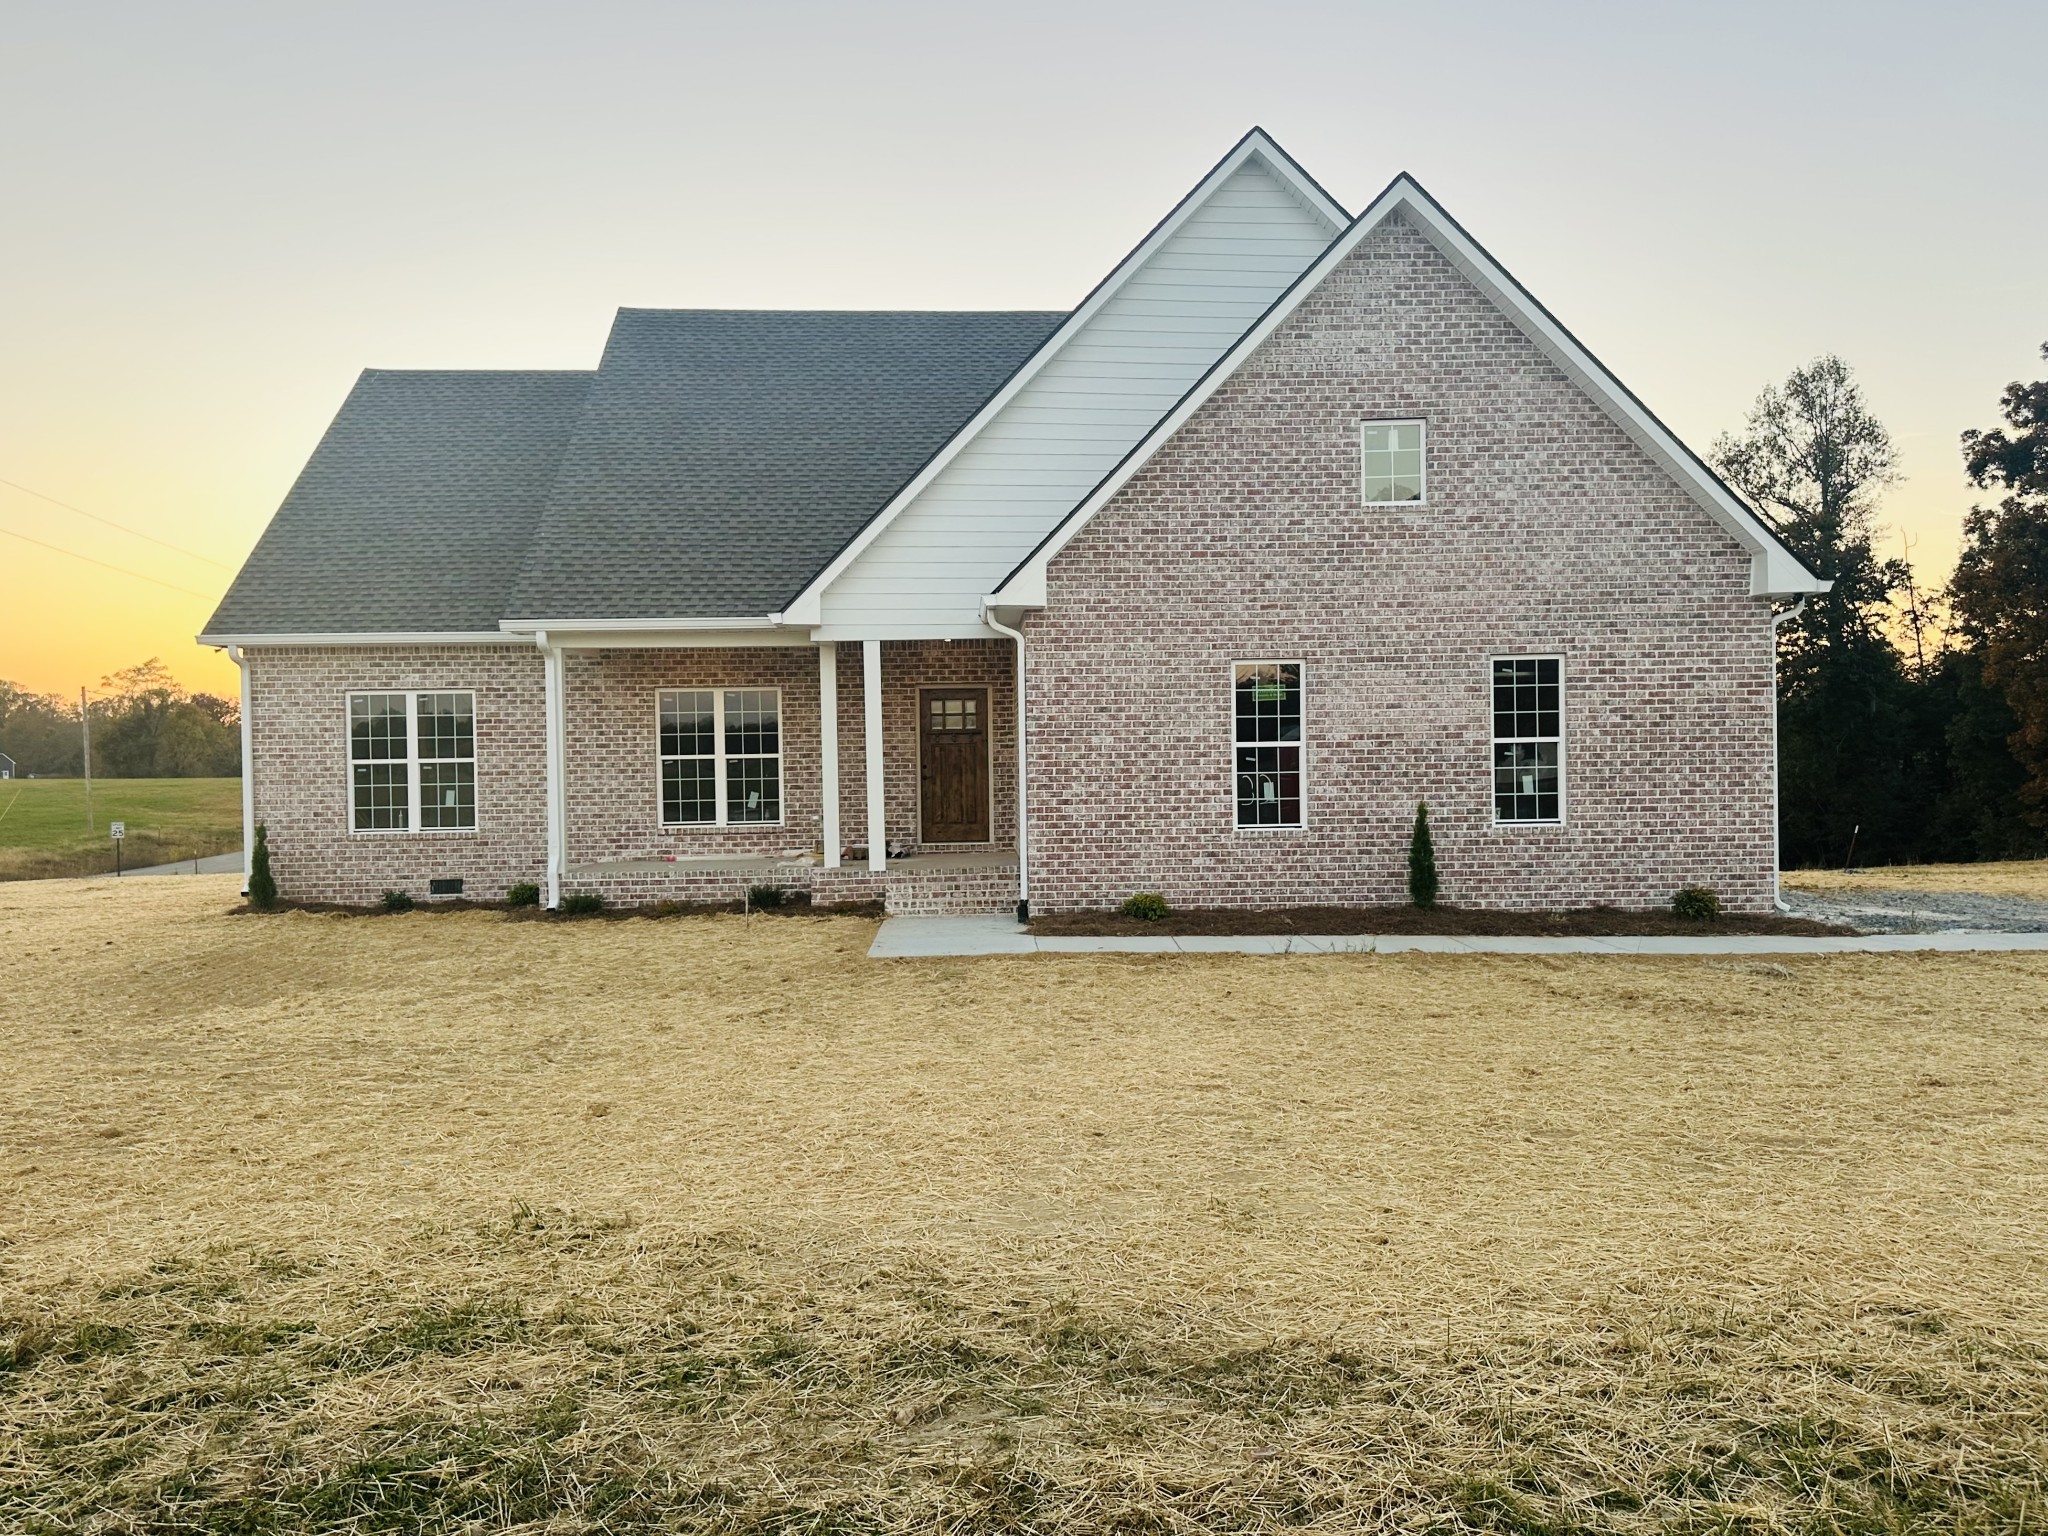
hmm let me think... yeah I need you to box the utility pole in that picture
[80,685,94,832]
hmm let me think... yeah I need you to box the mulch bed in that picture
[1029,904,1851,938]
[234,894,884,921]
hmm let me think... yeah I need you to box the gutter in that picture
[981,605,1031,924]
[1769,598,1809,913]
[536,631,568,910]
[226,645,254,895]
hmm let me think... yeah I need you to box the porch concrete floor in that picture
[567,849,1017,877]
[568,852,814,876]
[879,849,1017,872]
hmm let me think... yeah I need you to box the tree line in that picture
[0,660,240,778]
[1717,345,2048,867]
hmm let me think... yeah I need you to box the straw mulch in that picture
[4,875,2045,1533]
[1784,857,2048,901]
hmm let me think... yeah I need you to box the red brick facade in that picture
[564,647,822,862]
[1021,213,1779,915]
[242,219,1777,918]
[245,639,1016,905]
[245,644,548,904]
[838,638,1017,858]
[562,640,1015,864]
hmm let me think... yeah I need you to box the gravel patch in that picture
[1782,884,2048,933]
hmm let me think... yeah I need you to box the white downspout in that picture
[819,641,840,868]
[1769,597,1808,913]
[862,639,886,873]
[982,607,1030,923]
[227,645,254,895]
[538,631,567,910]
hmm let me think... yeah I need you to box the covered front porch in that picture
[531,632,1025,916]
[560,848,1020,915]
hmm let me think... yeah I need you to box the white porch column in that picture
[229,645,253,894]
[862,639,885,872]
[818,642,840,868]
[540,635,567,909]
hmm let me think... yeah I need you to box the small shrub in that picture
[1408,801,1438,909]
[246,823,278,911]
[1673,886,1722,922]
[559,892,606,917]
[504,882,541,909]
[1119,892,1170,921]
[746,885,787,910]
[379,889,414,913]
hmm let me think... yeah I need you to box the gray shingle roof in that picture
[202,369,593,637]
[504,309,1066,621]
[206,309,1066,637]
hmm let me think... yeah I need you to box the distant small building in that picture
[0,753,14,779]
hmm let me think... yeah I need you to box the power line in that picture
[0,476,235,570]
[0,524,221,602]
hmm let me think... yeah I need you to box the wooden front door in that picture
[919,687,991,843]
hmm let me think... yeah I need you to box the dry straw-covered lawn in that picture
[4,876,2046,1533]
[1784,858,2048,902]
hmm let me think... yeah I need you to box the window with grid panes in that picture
[658,689,781,826]
[1233,662,1303,827]
[1362,421,1425,504]
[928,695,977,732]
[1491,658,1561,822]
[348,690,476,832]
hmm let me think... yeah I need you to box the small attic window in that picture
[1362,421,1425,504]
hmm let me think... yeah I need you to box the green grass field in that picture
[0,777,241,879]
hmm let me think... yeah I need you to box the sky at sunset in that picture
[3,0,2043,700]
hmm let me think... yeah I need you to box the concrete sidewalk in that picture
[869,914,2048,959]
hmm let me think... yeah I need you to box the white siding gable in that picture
[815,159,1339,637]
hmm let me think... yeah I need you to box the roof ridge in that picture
[609,306,1070,318]
[357,366,596,378]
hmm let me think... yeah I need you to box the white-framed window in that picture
[1233,661,1304,828]
[1362,419,1425,504]
[658,688,782,826]
[1492,657,1562,823]
[348,690,476,833]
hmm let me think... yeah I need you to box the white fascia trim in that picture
[992,175,1827,606]
[498,616,781,633]
[807,621,1002,643]
[197,630,515,647]
[779,128,1349,627]
[541,629,814,650]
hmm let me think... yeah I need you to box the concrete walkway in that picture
[869,914,2048,959]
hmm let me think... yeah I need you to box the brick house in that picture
[202,129,1823,918]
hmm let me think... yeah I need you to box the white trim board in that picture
[499,616,780,633]
[990,174,1828,606]
[200,631,517,648]
[780,128,1348,626]
[523,629,814,651]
